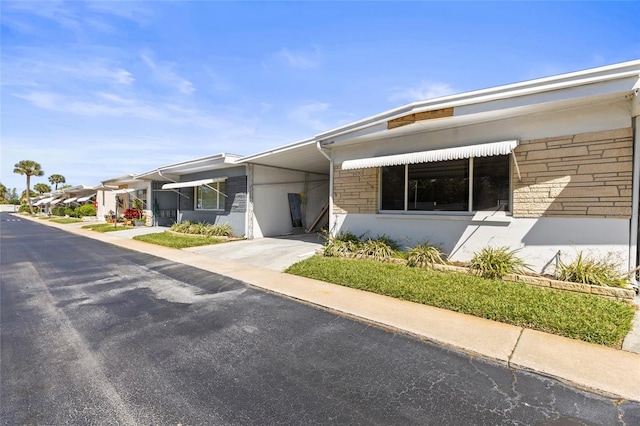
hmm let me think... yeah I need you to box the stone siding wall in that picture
[513,128,633,218]
[333,165,378,214]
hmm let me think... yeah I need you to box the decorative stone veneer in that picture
[333,166,378,214]
[513,128,633,218]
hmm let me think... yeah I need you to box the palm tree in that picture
[48,174,66,190]
[14,160,44,213]
[34,183,52,195]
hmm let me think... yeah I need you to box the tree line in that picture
[1,160,66,214]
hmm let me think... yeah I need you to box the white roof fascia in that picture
[49,198,64,206]
[101,174,137,185]
[63,197,78,204]
[237,138,316,164]
[161,177,227,190]
[317,61,640,143]
[325,91,628,148]
[135,153,242,180]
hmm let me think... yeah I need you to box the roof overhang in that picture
[63,197,78,204]
[135,153,242,181]
[324,91,629,148]
[237,138,330,175]
[101,174,137,186]
[161,177,227,190]
[342,140,518,170]
[317,60,640,145]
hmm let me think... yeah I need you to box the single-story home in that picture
[134,154,246,231]
[134,151,330,238]
[311,60,640,281]
[96,174,145,222]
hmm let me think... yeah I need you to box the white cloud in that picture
[2,0,152,34]
[288,101,331,131]
[275,47,322,70]
[1,54,134,88]
[141,51,195,95]
[388,81,457,103]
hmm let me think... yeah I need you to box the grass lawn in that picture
[286,256,636,347]
[82,223,134,232]
[133,231,225,249]
[49,218,82,224]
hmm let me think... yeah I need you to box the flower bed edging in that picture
[324,253,636,301]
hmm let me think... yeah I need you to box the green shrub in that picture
[51,206,75,217]
[170,221,235,237]
[470,246,529,279]
[556,252,628,288]
[332,231,363,243]
[18,204,36,213]
[75,204,96,217]
[373,234,401,251]
[407,242,447,268]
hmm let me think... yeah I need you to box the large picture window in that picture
[195,181,226,210]
[380,155,510,213]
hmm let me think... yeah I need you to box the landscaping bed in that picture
[133,231,226,249]
[286,256,636,348]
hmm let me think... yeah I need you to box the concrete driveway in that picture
[184,232,325,271]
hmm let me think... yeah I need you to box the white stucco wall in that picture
[251,165,329,238]
[333,213,631,274]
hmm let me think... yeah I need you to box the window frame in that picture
[194,181,226,211]
[378,155,512,215]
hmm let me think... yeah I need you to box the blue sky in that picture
[2,1,639,192]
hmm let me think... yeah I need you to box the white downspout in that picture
[629,114,639,291]
[316,141,334,235]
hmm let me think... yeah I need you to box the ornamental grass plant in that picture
[407,242,447,268]
[556,251,629,288]
[170,221,234,237]
[469,246,530,279]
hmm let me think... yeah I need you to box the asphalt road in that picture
[2,214,639,425]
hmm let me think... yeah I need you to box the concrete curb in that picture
[15,214,640,402]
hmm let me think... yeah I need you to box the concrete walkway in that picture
[15,215,640,403]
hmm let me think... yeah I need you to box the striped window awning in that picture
[161,177,227,190]
[341,140,519,170]
[77,193,96,202]
[33,197,53,206]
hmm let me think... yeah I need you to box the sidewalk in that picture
[17,215,640,402]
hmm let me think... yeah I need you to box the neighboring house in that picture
[311,60,640,278]
[96,174,145,222]
[135,154,246,233]
[59,185,97,208]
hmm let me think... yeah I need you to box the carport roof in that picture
[237,138,330,175]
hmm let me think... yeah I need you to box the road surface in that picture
[2,214,638,425]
